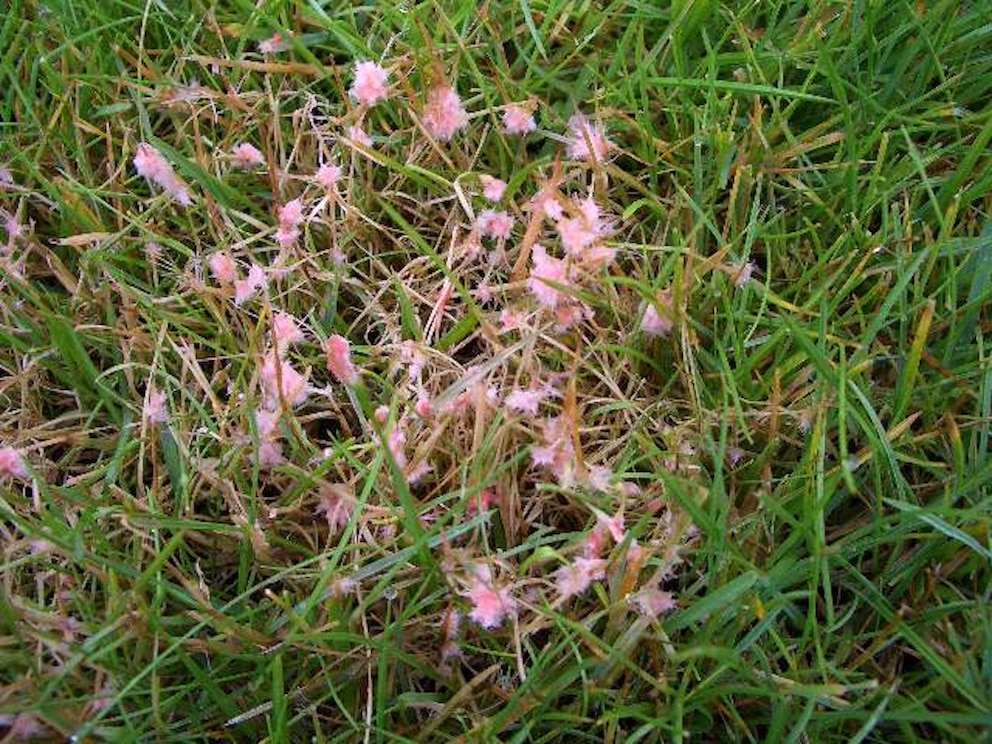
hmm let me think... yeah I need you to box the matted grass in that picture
[1,0,990,741]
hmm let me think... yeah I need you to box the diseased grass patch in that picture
[1,0,991,741]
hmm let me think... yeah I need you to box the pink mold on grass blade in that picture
[527,245,572,309]
[144,387,169,424]
[641,292,674,337]
[531,185,564,221]
[274,198,305,248]
[503,104,537,136]
[278,198,305,229]
[0,446,28,479]
[234,264,268,305]
[316,484,355,532]
[557,197,615,266]
[477,210,514,240]
[230,143,264,169]
[316,163,343,190]
[480,175,507,203]
[253,408,286,468]
[733,261,755,287]
[505,383,558,418]
[386,427,408,470]
[630,585,677,618]
[346,125,373,149]
[350,61,390,107]
[531,414,577,487]
[565,113,613,163]
[272,312,305,349]
[260,352,309,408]
[133,142,192,205]
[274,225,300,248]
[258,33,291,54]
[209,252,237,284]
[422,84,468,142]
[326,334,360,387]
[554,556,607,601]
[464,564,516,630]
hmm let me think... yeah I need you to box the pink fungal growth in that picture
[258,33,290,54]
[641,292,674,337]
[582,508,626,558]
[374,405,390,425]
[274,198,305,248]
[554,556,607,601]
[350,61,390,107]
[422,84,468,142]
[347,126,372,148]
[1,713,45,741]
[315,163,342,190]
[556,197,615,266]
[503,104,537,136]
[133,142,192,205]
[480,175,507,203]
[272,312,304,349]
[504,384,557,417]
[531,415,577,487]
[465,487,497,516]
[400,341,427,383]
[464,563,516,629]
[4,213,23,246]
[477,210,514,240]
[325,335,360,386]
[406,460,432,485]
[278,198,304,229]
[733,261,755,286]
[498,308,528,334]
[316,484,355,532]
[274,225,300,248]
[257,440,284,469]
[209,252,237,284]
[630,584,677,618]
[234,264,268,305]
[386,427,408,470]
[565,113,613,163]
[531,185,564,221]
[584,464,613,492]
[551,298,594,332]
[594,508,625,543]
[230,143,265,169]
[527,245,572,309]
[414,392,432,419]
[0,446,28,479]
[260,352,309,408]
[254,408,285,469]
[144,387,169,424]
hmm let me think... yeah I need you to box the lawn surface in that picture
[1,0,991,741]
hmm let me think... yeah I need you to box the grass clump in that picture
[1,0,991,741]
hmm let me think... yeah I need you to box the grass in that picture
[1,0,991,741]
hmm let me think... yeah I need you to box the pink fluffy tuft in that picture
[422,85,468,142]
[133,142,192,205]
[209,252,237,284]
[565,113,613,163]
[464,564,516,629]
[0,446,28,479]
[325,335,360,386]
[502,104,537,136]
[350,61,390,106]
[230,143,265,169]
